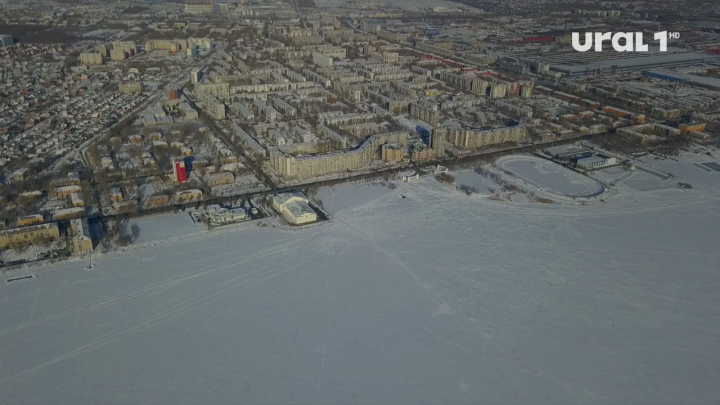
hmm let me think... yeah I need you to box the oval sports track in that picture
[497,155,604,197]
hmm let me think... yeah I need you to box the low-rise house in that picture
[54,185,82,198]
[18,214,44,226]
[205,172,234,187]
[145,195,169,207]
[208,206,247,225]
[54,207,85,220]
[177,189,203,200]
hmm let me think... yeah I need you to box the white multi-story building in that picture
[576,155,617,170]
[313,53,334,68]
[272,192,317,225]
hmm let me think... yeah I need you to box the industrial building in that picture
[545,144,589,159]
[415,42,455,57]
[546,52,720,77]
[272,192,317,225]
[644,70,720,91]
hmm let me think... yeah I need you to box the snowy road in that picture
[1,152,719,404]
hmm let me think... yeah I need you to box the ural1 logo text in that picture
[571,31,679,52]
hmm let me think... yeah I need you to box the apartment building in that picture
[69,218,93,255]
[269,132,409,179]
[445,125,527,149]
[0,223,60,249]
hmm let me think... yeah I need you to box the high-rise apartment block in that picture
[80,53,103,65]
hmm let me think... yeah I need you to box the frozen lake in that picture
[499,156,604,197]
[129,211,205,244]
[315,181,395,215]
[1,151,719,404]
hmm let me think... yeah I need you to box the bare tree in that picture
[117,234,131,247]
[130,224,140,240]
[86,144,101,166]
[436,173,455,184]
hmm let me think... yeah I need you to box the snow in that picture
[453,169,500,196]
[0,151,719,404]
[315,181,395,215]
[623,172,675,192]
[498,155,604,197]
[589,166,631,184]
[128,212,206,244]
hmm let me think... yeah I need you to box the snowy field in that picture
[498,155,604,197]
[0,151,719,404]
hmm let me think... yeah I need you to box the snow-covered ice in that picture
[315,181,395,215]
[0,152,719,404]
[128,212,206,244]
